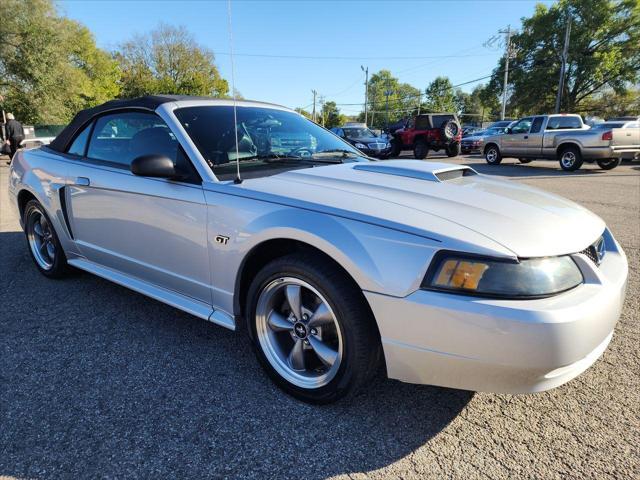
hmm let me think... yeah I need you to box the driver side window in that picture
[86,111,179,168]
[511,118,532,134]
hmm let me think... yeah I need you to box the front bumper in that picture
[366,235,628,394]
[361,146,392,158]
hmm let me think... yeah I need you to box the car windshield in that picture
[174,105,365,181]
[343,127,376,138]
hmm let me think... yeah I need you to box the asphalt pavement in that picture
[1,154,638,479]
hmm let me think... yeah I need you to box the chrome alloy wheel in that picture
[486,148,498,163]
[561,151,577,169]
[255,277,343,389]
[27,210,56,270]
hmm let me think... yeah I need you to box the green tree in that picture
[423,76,458,113]
[0,0,120,123]
[116,24,229,98]
[364,70,421,128]
[320,101,346,128]
[294,107,312,120]
[486,0,640,114]
[457,84,502,123]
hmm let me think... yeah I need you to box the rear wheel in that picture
[484,145,502,165]
[414,140,428,159]
[24,200,71,278]
[597,158,621,170]
[389,139,402,157]
[558,146,583,171]
[246,253,381,404]
[446,142,461,157]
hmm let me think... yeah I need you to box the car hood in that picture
[236,160,604,258]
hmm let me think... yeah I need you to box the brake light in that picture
[602,131,613,141]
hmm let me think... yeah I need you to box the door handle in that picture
[75,177,90,186]
[524,135,529,139]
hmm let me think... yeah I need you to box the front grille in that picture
[579,236,605,266]
[368,142,387,150]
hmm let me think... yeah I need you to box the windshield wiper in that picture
[313,149,359,158]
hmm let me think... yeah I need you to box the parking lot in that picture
[1,155,638,479]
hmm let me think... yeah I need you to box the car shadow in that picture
[0,231,472,479]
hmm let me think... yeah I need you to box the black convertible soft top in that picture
[48,95,213,153]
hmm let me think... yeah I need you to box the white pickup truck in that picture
[482,114,640,171]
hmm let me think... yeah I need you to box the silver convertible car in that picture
[9,95,628,403]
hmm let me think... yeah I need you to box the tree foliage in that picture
[363,70,421,128]
[486,0,640,114]
[320,101,346,128]
[0,0,120,123]
[116,24,229,99]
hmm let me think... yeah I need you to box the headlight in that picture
[422,252,583,298]
[355,143,366,149]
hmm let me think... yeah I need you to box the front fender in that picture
[204,189,439,315]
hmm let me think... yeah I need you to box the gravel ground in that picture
[1,155,638,479]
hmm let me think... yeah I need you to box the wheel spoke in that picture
[288,339,305,371]
[39,216,48,234]
[285,285,303,320]
[46,241,55,260]
[33,222,43,237]
[308,336,338,367]
[39,241,48,256]
[268,310,293,332]
[308,303,333,328]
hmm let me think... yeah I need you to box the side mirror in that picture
[505,127,512,134]
[131,154,180,179]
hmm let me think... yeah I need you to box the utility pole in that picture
[361,65,369,125]
[555,14,572,113]
[384,87,393,131]
[311,90,317,123]
[499,25,512,120]
[319,95,326,127]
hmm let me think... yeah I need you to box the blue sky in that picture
[60,0,553,113]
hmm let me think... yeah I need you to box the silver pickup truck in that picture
[482,114,640,171]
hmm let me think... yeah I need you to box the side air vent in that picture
[59,187,74,239]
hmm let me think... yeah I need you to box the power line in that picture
[215,52,498,61]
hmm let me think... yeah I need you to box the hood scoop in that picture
[353,162,477,182]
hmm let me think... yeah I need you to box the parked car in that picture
[607,116,640,122]
[487,120,516,130]
[483,114,640,171]
[462,126,483,137]
[330,125,392,158]
[10,95,628,403]
[590,121,639,160]
[460,126,510,154]
[390,113,462,158]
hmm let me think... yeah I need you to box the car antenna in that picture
[227,0,242,184]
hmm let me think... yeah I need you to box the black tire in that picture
[597,158,621,170]
[484,144,502,165]
[446,142,461,157]
[440,120,461,141]
[389,138,402,157]
[558,146,583,171]
[518,158,532,164]
[414,139,428,159]
[245,253,381,404]
[23,199,72,278]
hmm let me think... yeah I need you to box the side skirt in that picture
[68,258,236,331]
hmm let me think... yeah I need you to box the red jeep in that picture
[390,113,462,159]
